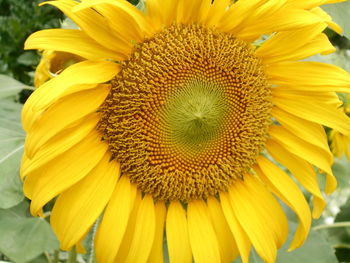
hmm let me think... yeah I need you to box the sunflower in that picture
[329,96,350,160]
[21,0,350,262]
[34,50,84,87]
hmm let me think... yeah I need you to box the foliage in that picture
[0,0,63,85]
[330,199,350,262]
[0,75,28,210]
[324,1,350,50]
[323,1,350,40]
[127,0,140,5]
[233,223,338,263]
[0,73,60,262]
[0,201,59,263]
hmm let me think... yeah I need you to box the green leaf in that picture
[335,247,350,262]
[26,254,50,263]
[332,157,350,189]
[0,75,27,99]
[0,202,59,263]
[0,143,24,209]
[128,0,140,6]
[17,52,40,67]
[319,198,350,262]
[0,97,25,209]
[233,223,337,263]
[335,199,350,223]
[276,225,337,263]
[0,0,63,85]
[327,199,350,245]
[323,2,350,39]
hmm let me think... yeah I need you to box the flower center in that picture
[97,24,272,202]
[162,78,227,154]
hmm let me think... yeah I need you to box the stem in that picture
[313,221,350,231]
[88,218,101,263]
[67,248,77,263]
[88,252,97,263]
[53,250,59,263]
[44,252,53,263]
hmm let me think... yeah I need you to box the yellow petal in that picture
[218,0,279,33]
[256,156,311,250]
[159,0,178,26]
[330,129,350,159]
[269,125,337,194]
[311,7,342,34]
[273,88,343,107]
[266,139,326,218]
[235,8,324,41]
[256,23,333,64]
[74,0,153,40]
[22,114,100,177]
[22,60,120,131]
[196,0,212,24]
[243,0,286,19]
[124,195,156,263]
[25,29,125,60]
[325,0,347,3]
[207,197,239,263]
[76,237,87,254]
[239,175,289,248]
[114,191,142,261]
[228,177,279,263]
[220,192,251,263]
[24,131,108,215]
[20,153,30,181]
[205,0,230,27]
[271,106,332,159]
[166,201,192,263]
[41,0,132,55]
[187,200,221,263]
[273,95,350,136]
[147,201,166,263]
[95,177,137,263]
[50,152,119,250]
[146,0,191,28]
[146,0,164,29]
[269,125,332,169]
[299,33,335,55]
[286,0,342,9]
[267,61,350,93]
[155,0,177,26]
[176,0,203,23]
[25,86,109,158]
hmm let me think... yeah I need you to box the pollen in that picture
[97,24,272,202]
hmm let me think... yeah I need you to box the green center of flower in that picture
[97,24,272,202]
[163,78,227,153]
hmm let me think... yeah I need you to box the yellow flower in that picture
[34,50,84,87]
[21,1,350,262]
[329,97,350,160]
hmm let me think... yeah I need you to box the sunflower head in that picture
[97,23,272,201]
[21,0,350,263]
